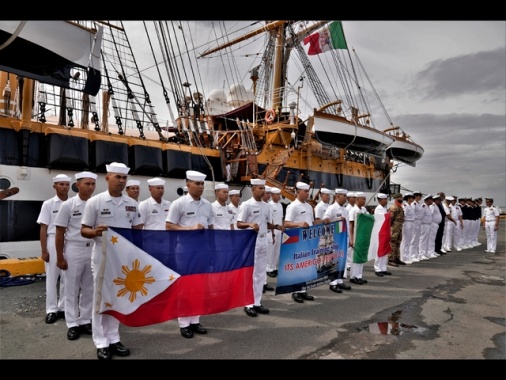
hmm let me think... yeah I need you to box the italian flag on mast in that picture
[303,21,348,55]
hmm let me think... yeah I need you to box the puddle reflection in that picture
[367,310,417,336]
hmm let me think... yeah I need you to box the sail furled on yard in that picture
[303,21,348,55]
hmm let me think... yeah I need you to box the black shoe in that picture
[244,306,257,317]
[337,283,352,290]
[329,285,342,293]
[291,293,304,303]
[180,326,194,338]
[109,342,130,357]
[273,270,278,276]
[67,326,81,341]
[361,278,368,284]
[375,271,384,277]
[382,271,392,276]
[97,347,111,360]
[190,323,207,334]
[266,271,277,278]
[350,277,363,285]
[45,312,58,324]
[57,311,65,320]
[394,259,406,265]
[80,323,92,335]
[388,260,399,267]
[253,305,270,314]
[263,284,274,291]
[300,292,314,301]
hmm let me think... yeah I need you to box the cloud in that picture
[414,48,506,99]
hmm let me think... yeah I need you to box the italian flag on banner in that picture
[353,213,391,264]
[303,21,348,55]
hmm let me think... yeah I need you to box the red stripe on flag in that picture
[104,266,254,327]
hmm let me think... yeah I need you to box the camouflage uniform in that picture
[389,202,404,262]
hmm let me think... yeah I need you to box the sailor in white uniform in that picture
[138,177,171,230]
[211,183,234,230]
[81,162,143,360]
[37,174,70,324]
[54,171,97,341]
[483,198,500,253]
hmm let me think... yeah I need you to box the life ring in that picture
[265,109,275,123]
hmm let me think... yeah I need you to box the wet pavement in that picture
[1,228,504,360]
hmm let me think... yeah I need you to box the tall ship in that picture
[0,20,424,259]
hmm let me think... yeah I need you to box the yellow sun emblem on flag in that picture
[113,258,156,302]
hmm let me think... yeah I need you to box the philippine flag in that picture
[97,227,257,327]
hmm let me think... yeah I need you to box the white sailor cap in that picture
[270,187,281,194]
[445,196,454,201]
[433,194,440,200]
[148,178,165,186]
[377,193,388,199]
[126,180,140,188]
[424,194,433,200]
[320,188,333,194]
[296,182,310,190]
[413,190,422,195]
[250,178,266,186]
[183,186,188,192]
[52,174,71,183]
[106,162,130,174]
[215,183,228,190]
[404,192,414,198]
[75,171,97,180]
[347,192,356,197]
[354,192,365,198]
[229,190,240,196]
[334,188,347,195]
[264,186,272,193]
[186,170,206,181]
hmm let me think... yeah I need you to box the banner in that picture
[275,221,347,294]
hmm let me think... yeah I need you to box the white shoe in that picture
[476,242,482,246]
[411,258,420,262]
[404,260,413,264]
[484,249,489,252]
[490,251,495,253]
[456,247,462,251]
[441,248,447,253]
[419,255,429,260]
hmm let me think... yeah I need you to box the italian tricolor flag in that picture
[303,21,348,55]
[353,213,391,264]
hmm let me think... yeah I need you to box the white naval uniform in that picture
[418,203,433,259]
[211,200,234,230]
[81,191,142,349]
[138,196,171,230]
[37,195,66,315]
[324,202,348,285]
[410,200,423,260]
[237,197,272,307]
[267,199,284,273]
[442,202,452,250]
[166,194,214,328]
[349,205,369,279]
[374,204,390,272]
[53,195,93,329]
[428,203,442,257]
[228,203,239,230]
[484,205,500,252]
[400,202,415,263]
[450,204,464,250]
[344,203,355,276]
